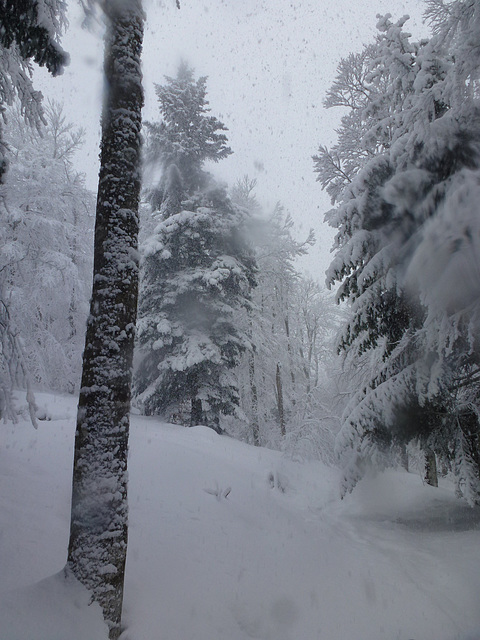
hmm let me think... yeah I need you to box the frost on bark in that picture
[67,2,144,638]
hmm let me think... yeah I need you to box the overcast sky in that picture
[35,0,428,280]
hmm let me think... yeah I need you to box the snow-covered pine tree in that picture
[67,1,144,637]
[0,0,68,76]
[389,0,480,503]
[0,0,68,181]
[135,64,255,430]
[136,186,256,429]
[0,0,68,420]
[317,9,480,503]
[0,102,94,394]
[314,15,435,493]
[143,60,232,208]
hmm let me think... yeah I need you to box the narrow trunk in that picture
[425,448,438,487]
[276,362,285,437]
[248,349,260,445]
[284,314,296,404]
[455,412,480,504]
[0,122,7,184]
[67,4,144,639]
[399,443,409,472]
[191,397,203,426]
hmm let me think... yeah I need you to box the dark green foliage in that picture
[0,0,68,75]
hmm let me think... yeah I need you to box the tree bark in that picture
[399,443,409,472]
[425,448,438,487]
[67,3,144,639]
[276,362,286,437]
[249,349,260,445]
[191,396,203,426]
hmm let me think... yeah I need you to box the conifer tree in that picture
[144,60,232,205]
[67,1,144,636]
[135,64,255,429]
[0,0,68,420]
[316,10,480,502]
[0,0,68,181]
[0,0,68,76]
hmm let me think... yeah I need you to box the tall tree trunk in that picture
[399,443,409,472]
[249,349,260,445]
[67,3,144,639]
[276,362,286,436]
[425,448,438,487]
[455,412,480,505]
[247,313,260,446]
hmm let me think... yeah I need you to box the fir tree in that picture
[0,0,68,76]
[0,0,69,182]
[136,186,256,429]
[67,1,144,636]
[317,11,480,503]
[136,64,254,430]
[144,60,232,205]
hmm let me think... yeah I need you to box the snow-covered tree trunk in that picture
[67,2,144,638]
[425,448,438,488]
[248,348,260,445]
[284,313,296,405]
[0,123,7,183]
[399,444,409,472]
[276,362,286,436]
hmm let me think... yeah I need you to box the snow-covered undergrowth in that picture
[1,392,479,640]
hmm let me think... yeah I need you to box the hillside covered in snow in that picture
[1,392,479,640]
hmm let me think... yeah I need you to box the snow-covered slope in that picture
[1,392,479,640]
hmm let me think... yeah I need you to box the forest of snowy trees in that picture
[1,0,480,636]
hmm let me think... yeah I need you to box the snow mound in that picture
[0,571,107,640]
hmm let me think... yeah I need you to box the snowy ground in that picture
[1,392,480,640]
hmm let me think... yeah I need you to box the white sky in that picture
[35,0,429,280]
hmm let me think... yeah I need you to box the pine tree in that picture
[0,0,68,420]
[0,102,94,394]
[135,65,254,430]
[136,185,256,429]
[317,9,480,502]
[0,0,68,76]
[143,60,232,205]
[67,1,144,637]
